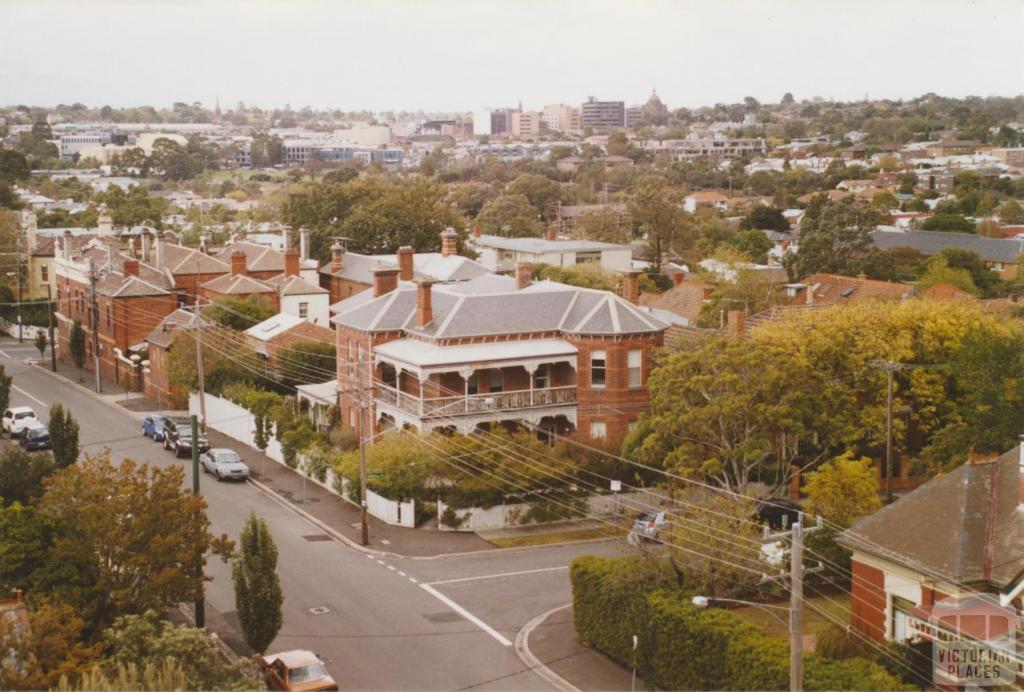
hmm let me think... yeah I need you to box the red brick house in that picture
[839,447,1024,682]
[144,308,208,409]
[243,312,334,370]
[331,263,667,442]
[54,237,179,387]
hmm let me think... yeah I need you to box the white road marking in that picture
[12,385,46,408]
[387,565,396,571]
[419,583,513,647]
[376,560,386,566]
[365,554,375,559]
[397,571,407,577]
[427,565,568,586]
[409,577,418,584]
[0,351,10,359]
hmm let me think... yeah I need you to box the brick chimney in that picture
[727,310,745,337]
[673,272,685,287]
[441,227,458,257]
[416,279,435,327]
[123,259,139,277]
[331,241,344,273]
[299,228,310,260]
[372,266,400,297]
[284,248,300,277]
[282,227,291,251]
[545,226,557,241]
[141,232,151,262]
[620,270,641,305]
[62,231,73,260]
[472,225,481,238]
[516,262,533,290]
[397,246,414,281]
[230,250,246,276]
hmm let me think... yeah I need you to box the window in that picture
[298,302,308,319]
[467,372,478,395]
[590,350,606,388]
[40,265,48,282]
[106,305,112,327]
[628,349,642,388]
[489,369,503,393]
[534,364,549,389]
[628,420,639,433]
[590,421,607,439]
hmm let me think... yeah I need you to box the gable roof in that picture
[840,450,1024,589]
[639,280,711,324]
[200,273,274,296]
[792,273,916,304]
[158,242,231,275]
[215,240,288,273]
[145,308,209,348]
[264,274,329,296]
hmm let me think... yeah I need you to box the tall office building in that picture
[580,97,625,129]
[542,103,582,132]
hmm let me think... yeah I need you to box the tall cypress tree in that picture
[49,403,80,468]
[232,512,283,654]
[0,364,11,414]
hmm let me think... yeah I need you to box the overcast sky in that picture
[1,0,1021,113]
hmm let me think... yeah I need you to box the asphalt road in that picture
[1,341,630,691]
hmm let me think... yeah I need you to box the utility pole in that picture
[764,514,823,692]
[15,240,22,343]
[88,258,101,393]
[194,262,207,431]
[358,338,369,546]
[190,414,205,628]
[45,283,56,372]
[869,360,944,503]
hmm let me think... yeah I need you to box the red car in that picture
[260,650,337,691]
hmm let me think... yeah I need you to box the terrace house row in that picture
[331,264,668,443]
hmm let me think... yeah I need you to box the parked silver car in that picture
[200,448,250,481]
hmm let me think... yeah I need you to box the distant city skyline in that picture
[1,0,1021,113]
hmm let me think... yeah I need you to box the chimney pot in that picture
[371,265,400,298]
[299,228,310,260]
[441,227,458,257]
[545,226,557,242]
[416,279,435,327]
[282,227,292,251]
[284,248,300,277]
[672,272,685,287]
[397,246,414,281]
[620,270,641,305]
[230,250,247,276]
[331,242,344,273]
[472,225,481,238]
[123,259,139,277]
[516,262,533,290]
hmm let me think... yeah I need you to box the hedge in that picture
[570,556,910,691]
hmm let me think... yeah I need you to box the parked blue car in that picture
[142,414,171,441]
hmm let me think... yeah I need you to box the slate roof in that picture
[158,243,230,274]
[200,273,274,296]
[263,274,328,296]
[872,230,1024,263]
[471,234,629,254]
[791,273,916,305]
[840,449,1024,589]
[215,240,301,273]
[320,253,398,285]
[332,279,669,338]
[145,308,208,348]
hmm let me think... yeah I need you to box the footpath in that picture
[28,354,637,690]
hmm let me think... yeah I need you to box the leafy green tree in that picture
[915,257,978,294]
[627,175,693,268]
[931,247,1000,293]
[729,229,773,263]
[0,447,56,506]
[507,174,562,219]
[803,452,881,528]
[232,512,284,654]
[920,214,975,233]
[41,452,233,622]
[571,207,631,244]
[166,329,257,396]
[101,610,257,689]
[739,206,789,232]
[999,199,1024,224]
[533,263,619,291]
[448,182,498,218]
[475,194,543,237]
[784,198,879,279]
[279,341,336,388]
[250,133,284,167]
[203,295,275,330]
[48,403,80,469]
[0,597,101,690]
[0,364,11,414]
[69,321,86,382]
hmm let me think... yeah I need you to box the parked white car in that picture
[2,407,38,438]
[200,448,250,481]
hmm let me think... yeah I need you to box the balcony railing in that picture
[375,384,577,419]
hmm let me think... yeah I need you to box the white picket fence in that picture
[190,392,415,527]
[437,487,674,532]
